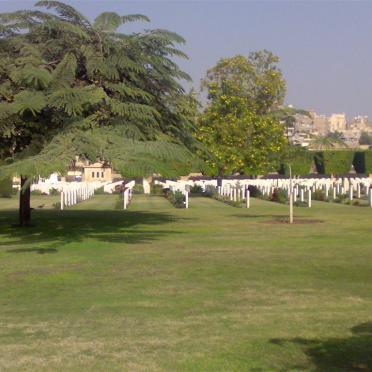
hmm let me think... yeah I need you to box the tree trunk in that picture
[19,176,31,227]
[217,167,224,187]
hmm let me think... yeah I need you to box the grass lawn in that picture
[0,194,371,371]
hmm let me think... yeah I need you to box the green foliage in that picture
[359,131,372,146]
[196,52,287,177]
[49,187,59,196]
[163,188,185,208]
[0,1,198,182]
[280,146,314,176]
[202,51,286,115]
[133,183,144,194]
[312,189,326,201]
[333,194,350,204]
[270,188,287,204]
[310,133,346,150]
[196,103,286,176]
[189,185,204,194]
[10,65,52,89]
[0,177,12,198]
[93,12,149,32]
[12,91,47,115]
[314,151,354,175]
[247,185,262,198]
[365,151,372,174]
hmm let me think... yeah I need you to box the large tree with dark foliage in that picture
[0,1,198,226]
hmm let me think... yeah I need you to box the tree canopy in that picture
[0,1,198,180]
[309,132,347,150]
[196,52,287,177]
[201,51,286,115]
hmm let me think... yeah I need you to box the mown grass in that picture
[0,194,371,371]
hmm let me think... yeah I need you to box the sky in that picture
[1,0,372,120]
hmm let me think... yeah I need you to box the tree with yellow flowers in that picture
[196,51,287,178]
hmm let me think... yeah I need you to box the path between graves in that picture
[130,194,172,211]
[69,194,118,210]
[130,194,236,212]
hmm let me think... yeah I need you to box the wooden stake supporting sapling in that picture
[289,165,293,224]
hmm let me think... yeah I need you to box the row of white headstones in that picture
[60,181,136,210]
[60,183,97,210]
[30,180,136,210]
[157,177,372,208]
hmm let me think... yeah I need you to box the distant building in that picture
[286,113,313,146]
[83,162,112,182]
[284,108,372,149]
[339,129,360,148]
[329,113,346,132]
[311,111,329,135]
[67,158,116,182]
[349,115,369,131]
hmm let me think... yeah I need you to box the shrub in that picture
[190,185,204,194]
[248,185,261,198]
[163,188,186,208]
[270,188,287,204]
[0,178,13,198]
[333,194,349,204]
[49,188,59,196]
[133,183,144,194]
[173,191,185,208]
[312,189,326,201]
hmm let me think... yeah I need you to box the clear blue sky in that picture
[2,0,372,119]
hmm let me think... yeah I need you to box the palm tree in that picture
[309,132,347,150]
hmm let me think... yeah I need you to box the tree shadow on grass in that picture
[230,214,291,219]
[0,209,187,253]
[7,247,58,254]
[270,322,372,371]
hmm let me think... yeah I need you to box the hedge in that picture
[353,151,365,173]
[279,147,314,176]
[314,150,354,175]
[365,150,372,174]
[350,150,372,174]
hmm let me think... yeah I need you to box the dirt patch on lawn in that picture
[262,217,324,225]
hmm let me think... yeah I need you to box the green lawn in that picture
[0,194,371,371]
